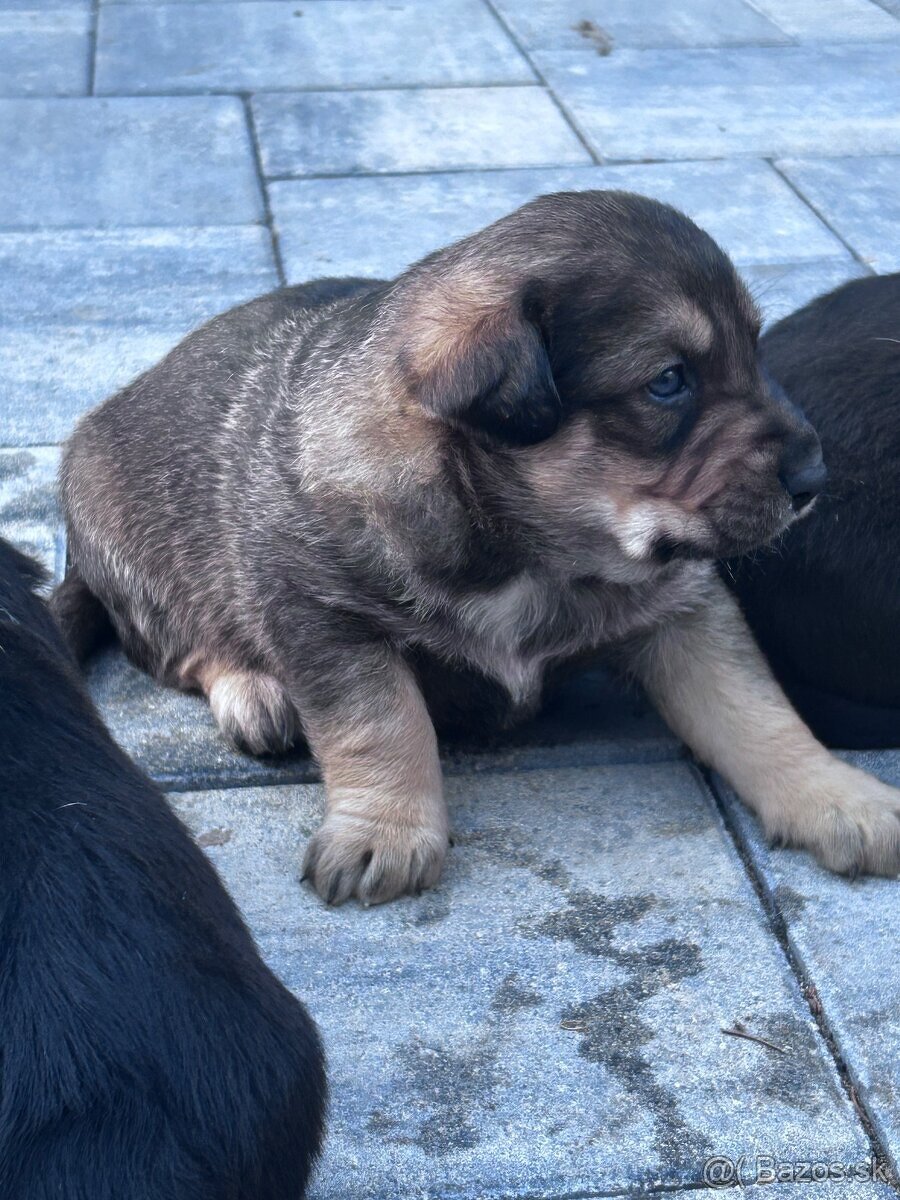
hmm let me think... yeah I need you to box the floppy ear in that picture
[400,288,561,446]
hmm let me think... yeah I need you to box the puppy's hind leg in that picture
[51,566,114,663]
[197,663,301,757]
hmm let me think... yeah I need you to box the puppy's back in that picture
[0,539,326,1199]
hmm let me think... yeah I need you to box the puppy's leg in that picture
[629,575,900,876]
[297,648,448,906]
[197,664,300,756]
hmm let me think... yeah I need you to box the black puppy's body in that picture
[728,274,900,747]
[0,540,325,1199]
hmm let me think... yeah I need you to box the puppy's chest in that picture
[449,575,594,707]
[438,568,703,707]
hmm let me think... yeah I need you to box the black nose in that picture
[779,437,827,513]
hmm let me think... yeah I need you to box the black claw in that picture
[324,871,344,906]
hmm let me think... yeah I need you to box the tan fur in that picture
[300,658,448,905]
[668,299,715,357]
[632,577,900,875]
[521,415,721,575]
[202,667,298,757]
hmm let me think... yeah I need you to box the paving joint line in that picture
[87,80,541,98]
[699,762,900,1194]
[0,221,268,236]
[479,0,600,164]
[767,159,877,275]
[240,93,286,286]
[159,744,686,794]
[263,162,600,183]
[501,1179,740,1200]
[739,0,803,44]
[868,0,900,18]
[87,0,101,95]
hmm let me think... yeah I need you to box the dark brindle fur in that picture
[56,192,900,904]
[0,538,325,1197]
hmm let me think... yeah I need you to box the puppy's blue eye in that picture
[648,364,689,402]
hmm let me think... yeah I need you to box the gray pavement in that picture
[1,1,899,1196]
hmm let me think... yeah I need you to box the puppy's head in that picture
[395,190,824,573]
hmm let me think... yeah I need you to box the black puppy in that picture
[728,273,900,748]
[0,538,325,1198]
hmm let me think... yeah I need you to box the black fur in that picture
[0,539,326,1198]
[726,273,900,748]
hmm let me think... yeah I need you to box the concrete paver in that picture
[270,160,851,288]
[749,0,900,40]
[252,87,591,177]
[0,96,262,228]
[490,0,789,51]
[0,226,276,444]
[0,445,62,577]
[173,766,870,1198]
[776,155,900,272]
[716,752,900,1179]
[536,43,900,161]
[0,7,90,97]
[95,0,534,94]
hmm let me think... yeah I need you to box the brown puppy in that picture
[56,192,900,904]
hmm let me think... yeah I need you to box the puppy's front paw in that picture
[765,763,900,877]
[302,810,448,906]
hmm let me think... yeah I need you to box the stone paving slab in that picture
[668,1187,895,1198]
[95,0,534,94]
[0,226,277,445]
[0,446,62,577]
[749,0,900,40]
[0,326,191,446]
[0,97,261,228]
[536,43,900,161]
[171,765,869,1198]
[490,0,788,52]
[740,259,869,326]
[0,8,90,97]
[252,87,591,177]
[715,750,900,1178]
[270,159,849,286]
[776,155,900,273]
[0,226,277,326]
